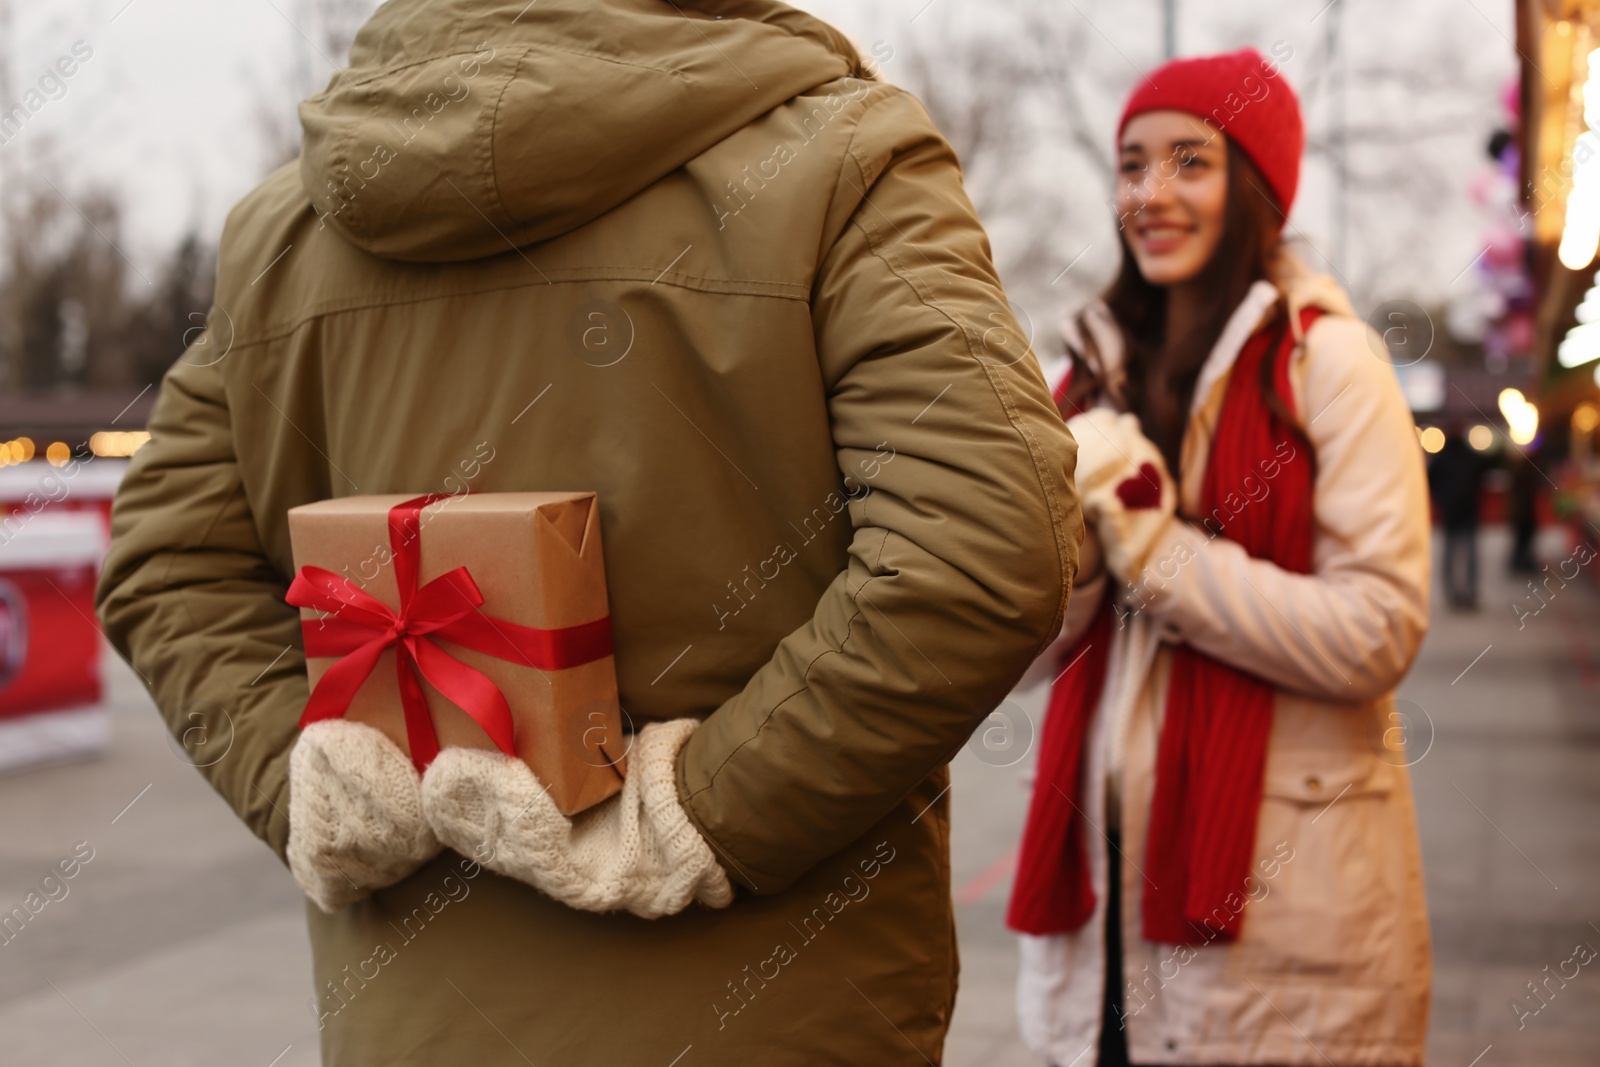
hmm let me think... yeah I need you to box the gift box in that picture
[286,492,626,815]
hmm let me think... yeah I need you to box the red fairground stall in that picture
[0,460,126,772]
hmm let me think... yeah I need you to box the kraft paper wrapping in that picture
[287,492,626,815]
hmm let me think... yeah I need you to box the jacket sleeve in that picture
[676,88,1082,894]
[1138,314,1431,701]
[1013,572,1107,693]
[95,346,306,863]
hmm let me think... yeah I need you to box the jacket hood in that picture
[298,0,858,262]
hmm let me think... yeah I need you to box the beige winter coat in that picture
[1015,260,1432,1066]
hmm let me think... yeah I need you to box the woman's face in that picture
[1115,110,1229,287]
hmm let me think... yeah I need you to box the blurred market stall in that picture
[1517,0,1600,540]
[0,457,126,771]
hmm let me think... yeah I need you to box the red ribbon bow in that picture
[287,493,615,770]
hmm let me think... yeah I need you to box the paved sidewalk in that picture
[0,526,1595,1065]
[0,672,320,1064]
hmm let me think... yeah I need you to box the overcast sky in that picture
[1,0,1518,310]
[2,0,292,253]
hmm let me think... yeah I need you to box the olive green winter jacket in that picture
[95,1,1082,1063]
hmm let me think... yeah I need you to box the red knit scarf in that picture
[1009,307,1320,945]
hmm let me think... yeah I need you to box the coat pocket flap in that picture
[1260,750,1395,805]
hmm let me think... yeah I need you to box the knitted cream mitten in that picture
[1065,408,1177,583]
[420,718,733,919]
[287,719,442,914]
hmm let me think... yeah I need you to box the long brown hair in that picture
[1064,141,1304,478]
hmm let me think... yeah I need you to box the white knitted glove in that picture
[287,720,442,913]
[420,717,733,919]
[1065,408,1177,583]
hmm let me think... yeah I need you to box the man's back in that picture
[96,2,1081,1062]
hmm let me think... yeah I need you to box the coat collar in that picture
[1050,253,1355,419]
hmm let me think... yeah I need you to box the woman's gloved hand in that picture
[1065,408,1177,583]
[287,719,442,913]
[420,717,734,919]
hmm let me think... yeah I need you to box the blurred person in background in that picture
[1426,420,1486,608]
[1505,449,1540,575]
[93,1,1082,1063]
[1006,49,1433,1067]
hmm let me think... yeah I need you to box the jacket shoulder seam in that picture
[220,270,810,352]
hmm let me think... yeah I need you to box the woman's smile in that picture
[1134,219,1197,256]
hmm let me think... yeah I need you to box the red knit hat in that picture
[1118,48,1305,217]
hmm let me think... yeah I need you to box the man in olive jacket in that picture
[95,0,1082,1063]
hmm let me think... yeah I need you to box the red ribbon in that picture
[287,493,615,770]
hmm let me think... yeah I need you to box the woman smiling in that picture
[1009,48,1433,1067]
